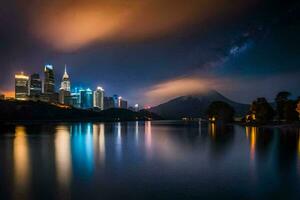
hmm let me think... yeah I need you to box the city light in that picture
[15,74,29,80]
[12,65,130,110]
[45,64,53,70]
[97,86,104,91]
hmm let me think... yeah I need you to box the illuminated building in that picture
[104,96,114,109]
[120,98,128,109]
[112,95,128,109]
[59,66,71,104]
[69,89,81,108]
[43,64,58,103]
[60,65,70,92]
[116,96,127,108]
[134,104,139,112]
[118,96,122,108]
[80,88,93,109]
[44,64,55,95]
[59,89,71,104]
[15,72,29,100]
[93,86,104,110]
[113,94,119,108]
[29,73,42,96]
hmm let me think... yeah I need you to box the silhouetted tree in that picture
[297,97,300,119]
[207,101,235,123]
[275,91,291,120]
[283,100,298,122]
[249,97,274,124]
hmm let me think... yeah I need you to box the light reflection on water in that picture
[13,126,30,199]
[0,121,300,199]
[55,125,71,195]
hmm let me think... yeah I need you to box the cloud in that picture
[141,69,300,106]
[24,0,256,51]
[144,75,232,105]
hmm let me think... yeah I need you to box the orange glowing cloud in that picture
[24,0,256,51]
[144,76,231,105]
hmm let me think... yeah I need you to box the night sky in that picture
[0,0,299,106]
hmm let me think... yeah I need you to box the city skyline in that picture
[0,0,299,106]
[5,65,131,102]
[12,64,131,110]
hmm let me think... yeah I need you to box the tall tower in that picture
[93,86,104,110]
[15,72,29,100]
[44,64,55,94]
[59,65,71,104]
[80,88,93,109]
[60,65,70,92]
[29,73,42,96]
[113,94,119,108]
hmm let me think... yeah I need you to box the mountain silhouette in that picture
[149,90,249,119]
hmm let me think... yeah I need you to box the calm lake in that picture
[0,121,300,199]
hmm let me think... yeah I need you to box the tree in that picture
[275,91,291,120]
[248,97,274,124]
[283,100,298,122]
[207,101,235,123]
[297,97,300,120]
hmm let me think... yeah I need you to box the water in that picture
[0,121,300,199]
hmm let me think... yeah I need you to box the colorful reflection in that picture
[71,123,94,176]
[116,122,122,160]
[93,123,106,165]
[55,125,72,191]
[208,122,216,139]
[145,121,152,156]
[13,126,30,198]
[135,121,139,144]
[246,126,257,161]
[99,124,105,163]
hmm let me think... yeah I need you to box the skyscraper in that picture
[68,87,81,108]
[59,89,70,104]
[44,64,55,95]
[59,65,71,104]
[29,73,42,96]
[113,94,119,108]
[60,65,70,92]
[80,88,93,109]
[120,98,128,109]
[93,86,104,110]
[104,96,115,109]
[15,72,29,100]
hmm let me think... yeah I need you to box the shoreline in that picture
[233,121,300,128]
[1,118,300,128]
[0,118,149,125]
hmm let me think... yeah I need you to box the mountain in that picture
[149,90,249,119]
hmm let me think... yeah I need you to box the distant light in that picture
[134,104,139,108]
[15,73,29,80]
[86,88,92,91]
[97,86,104,91]
[45,64,53,70]
[118,96,122,100]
